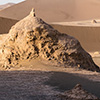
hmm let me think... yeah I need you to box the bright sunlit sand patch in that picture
[89,51,100,69]
[51,19,100,27]
[89,51,100,57]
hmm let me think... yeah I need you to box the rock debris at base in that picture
[58,84,99,100]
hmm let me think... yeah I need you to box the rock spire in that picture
[30,8,36,17]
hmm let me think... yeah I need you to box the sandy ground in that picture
[0,17,17,34]
[0,58,100,99]
[0,35,100,99]
[93,57,100,67]
[0,15,100,99]
[0,71,61,100]
[51,20,100,27]
[0,3,15,10]
[0,70,100,100]
[1,0,100,22]
[52,24,100,52]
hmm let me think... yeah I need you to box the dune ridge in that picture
[52,24,100,52]
[1,0,100,22]
[0,17,100,52]
[0,3,15,10]
[0,17,18,34]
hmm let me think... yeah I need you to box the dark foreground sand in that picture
[0,59,100,99]
[46,71,100,98]
[0,71,60,100]
[0,70,100,100]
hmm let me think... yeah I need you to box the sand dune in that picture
[0,16,100,52]
[0,17,100,52]
[52,24,100,52]
[0,17,17,34]
[0,3,15,10]
[1,0,100,22]
[51,19,100,27]
[0,3,100,99]
[0,70,99,99]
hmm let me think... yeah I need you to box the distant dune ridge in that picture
[0,3,14,10]
[0,17,17,34]
[0,9,99,72]
[0,0,100,53]
[1,0,100,22]
[52,24,100,52]
[0,18,100,52]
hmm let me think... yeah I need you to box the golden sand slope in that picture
[0,16,100,52]
[0,3,15,10]
[1,0,100,22]
[52,24,100,52]
[0,17,18,33]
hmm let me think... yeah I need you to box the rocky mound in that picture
[58,84,99,100]
[0,9,100,71]
[92,19,97,23]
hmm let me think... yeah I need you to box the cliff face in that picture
[0,9,99,71]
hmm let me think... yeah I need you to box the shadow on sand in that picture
[45,71,100,97]
[0,70,99,100]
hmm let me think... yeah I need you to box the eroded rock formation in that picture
[58,84,99,100]
[0,9,100,71]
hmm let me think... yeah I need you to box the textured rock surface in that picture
[58,84,99,100]
[0,9,100,71]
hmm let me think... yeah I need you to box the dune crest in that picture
[0,3,15,10]
[1,0,100,22]
[0,9,99,72]
[0,17,17,34]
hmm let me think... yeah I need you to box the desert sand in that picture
[0,9,99,99]
[1,17,100,52]
[52,24,100,52]
[0,0,100,99]
[0,59,100,99]
[0,17,17,33]
[0,3,14,10]
[52,19,100,27]
[1,0,100,22]
[52,22,100,68]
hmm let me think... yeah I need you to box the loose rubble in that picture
[58,84,99,100]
